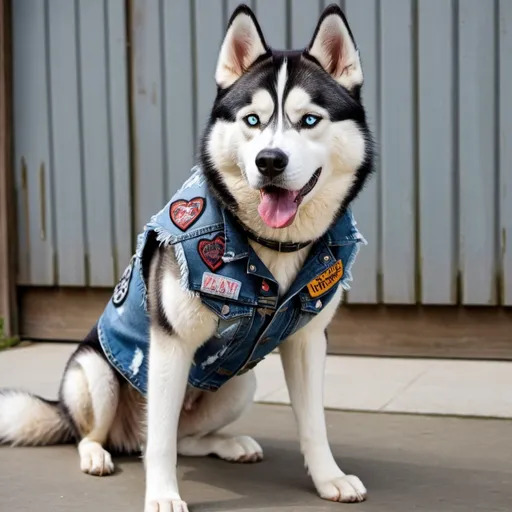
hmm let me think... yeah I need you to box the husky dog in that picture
[0,4,374,510]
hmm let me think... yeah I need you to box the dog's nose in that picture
[255,148,288,179]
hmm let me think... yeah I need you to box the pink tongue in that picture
[258,189,299,228]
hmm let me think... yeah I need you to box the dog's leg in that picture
[177,371,263,462]
[61,347,119,476]
[144,326,195,512]
[280,329,367,503]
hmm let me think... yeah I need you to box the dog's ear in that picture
[215,4,269,88]
[305,4,363,92]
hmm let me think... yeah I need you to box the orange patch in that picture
[307,260,344,298]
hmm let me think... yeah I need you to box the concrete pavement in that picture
[1,405,511,511]
[1,343,511,511]
[2,342,512,418]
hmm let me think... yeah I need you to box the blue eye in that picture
[244,114,260,127]
[301,114,321,128]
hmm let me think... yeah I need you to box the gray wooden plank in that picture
[12,0,55,285]
[131,0,165,231]
[227,0,245,21]
[458,0,497,305]
[78,0,114,287]
[417,0,456,304]
[322,0,345,11]
[380,0,415,304]
[48,0,86,286]
[254,0,287,49]
[194,0,224,140]
[107,0,133,277]
[344,0,379,304]
[499,0,512,305]
[290,0,321,50]
[162,0,196,197]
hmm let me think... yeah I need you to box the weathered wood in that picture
[20,288,111,341]
[328,305,512,360]
[0,0,17,337]
[19,287,512,361]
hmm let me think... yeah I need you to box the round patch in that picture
[112,257,135,307]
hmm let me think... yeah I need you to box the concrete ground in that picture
[1,343,512,511]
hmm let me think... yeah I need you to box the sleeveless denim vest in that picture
[97,167,366,395]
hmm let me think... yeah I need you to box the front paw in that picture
[78,441,115,477]
[316,475,367,503]
[145,499,189,512]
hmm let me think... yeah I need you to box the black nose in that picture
[255,148,289,179]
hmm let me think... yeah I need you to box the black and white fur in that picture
[0,5,374,510]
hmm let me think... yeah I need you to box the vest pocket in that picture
[190,296,255,385]
[201,296,253,320]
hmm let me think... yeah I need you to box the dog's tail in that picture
[0,390,74,446]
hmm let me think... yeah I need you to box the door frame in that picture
[0,0,17,339]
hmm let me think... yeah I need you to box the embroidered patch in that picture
[307,260,344,298]
[198,235,225,271]
[201,272,241,300]
[112,257,135,307]
[170,197,205,231]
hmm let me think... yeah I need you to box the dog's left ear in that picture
[306,4,363,92]
[215,5,269,89]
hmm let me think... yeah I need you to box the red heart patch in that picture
[170,197,205,231]
[198,235,225,272]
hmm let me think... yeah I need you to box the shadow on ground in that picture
[1,405,511,512]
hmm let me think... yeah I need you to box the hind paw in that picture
[79,440,115,476]
[215,435,264,463]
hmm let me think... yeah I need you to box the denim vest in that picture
[97,167,365,395]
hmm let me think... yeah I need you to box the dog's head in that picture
[200,4,374,241]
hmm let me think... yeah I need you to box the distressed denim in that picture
[97,167,365,395]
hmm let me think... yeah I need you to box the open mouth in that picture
[257,168,322,229]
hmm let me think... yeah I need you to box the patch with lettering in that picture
[112,257,135,307]
[198,235,225,272]
[201,272,241,300]
[306,260,344,298]
[170,197,205,231]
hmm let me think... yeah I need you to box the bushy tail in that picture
[0,390,74,446]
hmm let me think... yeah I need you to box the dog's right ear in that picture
[215,5,269,89]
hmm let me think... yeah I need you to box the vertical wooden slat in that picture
[380,0,416,304]
[322,0,345,10]
[194,0,224,141]
[345,0,379,304]
[12,0,55,285]
[48,0,85,285]
[290,0,321,49]
[458,0,497,305]
[254,0,287,49]
[107,0,132,277]
[78,0,114,286]
[0,0,17,336]
[418,0,456,304]
[227,0,243,19]
[131,0,165,232]
[162,0,195,197]
[499,0,512,305]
